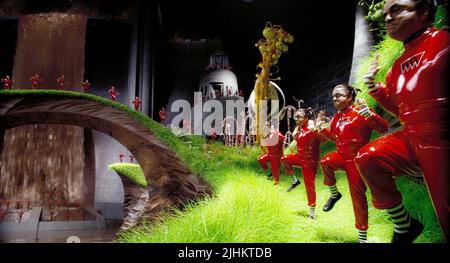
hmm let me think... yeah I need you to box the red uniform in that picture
[159,108,167,123]
[1,76,13,90]
[281,124,327,207]
[30,74,42,89]
[355,27,450,239]
[57,75,65,90]
[82,80,91,93]
[320,105,389,230]
[132,97,142,111]
[109,86,119,101]
[258,131,285,185]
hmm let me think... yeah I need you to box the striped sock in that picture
[329,184,338,198]
[358,230,368,243]
[387,203,411,234]
[309,206,315,218]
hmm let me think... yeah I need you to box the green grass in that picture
[116,137,443,243]
[2,90,444,243]
[109,163,148,187]
[118,145,444,243]
[354,37,404,112]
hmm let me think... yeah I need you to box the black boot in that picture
[266,172,272,180]
[391,217,424,243]
[287,178,301,192]
[323,192,342,212]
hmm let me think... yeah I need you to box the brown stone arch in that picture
[0,94,212,231]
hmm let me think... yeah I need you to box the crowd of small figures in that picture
[0,199,88,223]
[0,74,142,111]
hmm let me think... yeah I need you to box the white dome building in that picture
[199,68,239,99]
[199,53,240,99]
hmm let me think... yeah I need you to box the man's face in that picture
[383,0,429,41]
[332,86,353,111]
[294,111,307,127]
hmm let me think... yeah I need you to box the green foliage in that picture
[435,4,449,29]
[109,163,147,187]
[396,177,444,242]
[119,165,444,243]
[354,37,404,112]
[359,0,387,34]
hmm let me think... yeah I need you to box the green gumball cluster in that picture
[255,22,294,66]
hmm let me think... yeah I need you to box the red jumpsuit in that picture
[109,87,119,101]
[258,131,285,185]
[1,76,13,90]
[57,76,65,90]
[355,27,449,239]
[159,108,167,122]
[132,97,142,111]
[30,74,42,89]
[281,124,328,207]
[82,80,91,93]
[320,105,389,230]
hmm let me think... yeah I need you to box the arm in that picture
[314,110,334,141]
[364,57,400,118]
[355,100,389,134]
[318,132,331,142]
[367,109,389,133]
[370,83,400,118]
[317,122,335,141]
[314,129,331,142]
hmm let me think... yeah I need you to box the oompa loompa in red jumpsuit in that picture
[281,121,328,208]
[355,27,450,240]
[320,103,389,231]
[258,126,285,185]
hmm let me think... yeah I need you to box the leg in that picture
[320,152,345,211]
[356,132,420,209]
[301,161,318,208]
[258,154,270,171]
[321,151,345,186]
[280,154,300,175]
[269,155,281,185]
[356,131,423,242]
[281,154,302,192]
[410,129,449,241]
[344,161,369,231]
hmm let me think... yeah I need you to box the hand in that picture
[314,110,330,131]
[315,119,330,131]
[357,105,373,119]
[364,55,380,92]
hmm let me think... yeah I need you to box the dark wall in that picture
[156,0,357,113]
[0,18,132,102]
[84,19,131,103]
[0,19,17,79]
[2,0,357,117]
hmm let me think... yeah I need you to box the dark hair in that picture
[295,107,314,119]
[413,0,437,22]
[334,84,361,102]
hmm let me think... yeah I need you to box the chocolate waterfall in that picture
[0,13,91,206]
